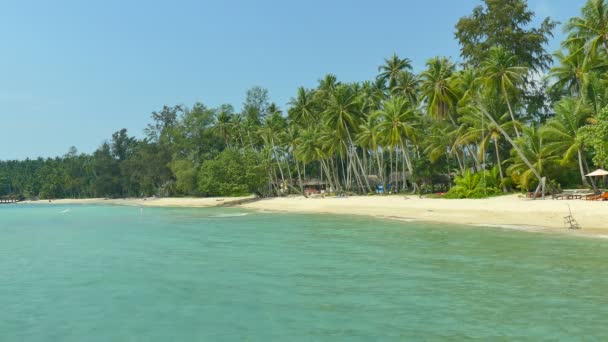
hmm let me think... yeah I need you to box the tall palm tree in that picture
[420,57,459,122]
[541,97,594,186]
[376,96,419,190]
[288,87,319,126]
[393,71,420,104]
[479,46,528,138]
[549,40,608,97]
[377,53,412,91]
[214,110,233,146]
[356,112,384,190]
[322,84,371,192]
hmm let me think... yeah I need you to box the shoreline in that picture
[240,195,608,240]
[19,196,255,208]
[17,194,608,239]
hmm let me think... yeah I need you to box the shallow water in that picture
[1,204,607,340]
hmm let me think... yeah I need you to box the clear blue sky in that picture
[0,0,584,159]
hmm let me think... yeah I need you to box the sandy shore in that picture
[241,195,608,239]
[20,196,255,208]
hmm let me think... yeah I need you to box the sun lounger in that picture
[586,192,608,201]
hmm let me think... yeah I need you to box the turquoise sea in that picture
[1,204,607,341]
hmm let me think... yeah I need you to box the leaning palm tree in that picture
[507,126,559,191]
[474,94,543,188]
[459,99,514,192]
[377,53,412,91]
[479,46,528,138]
[541,97,594,186]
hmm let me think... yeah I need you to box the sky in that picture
[0,0,586,160]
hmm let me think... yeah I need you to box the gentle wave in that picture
[209,213,249,218]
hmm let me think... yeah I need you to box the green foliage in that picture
[445,168,502,199]
[581,106,608,167]
[455,0,557,71]
[198,149,266,196]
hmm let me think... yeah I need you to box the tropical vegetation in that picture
[2,0,608,199]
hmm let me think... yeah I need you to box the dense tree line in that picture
[3,0,608,199]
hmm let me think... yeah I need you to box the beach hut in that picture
[302,179,327,195]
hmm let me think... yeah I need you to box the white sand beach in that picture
[241,195,608,238]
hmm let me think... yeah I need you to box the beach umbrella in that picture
[585,169,608,177]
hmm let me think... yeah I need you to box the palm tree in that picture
[541,97,594,186]
[423,121,465,174]
[508,126,559,191]
[356,112,384,190]
[420,57,460,122]
[459,98,514,192]
[376,96,419,191]
[214,110,233,146]
[259,106,287,190]
[393,71,420,104]
[288,87,319,126]
[565,0,608,59]
[322,84,371,192]
[479,46,528,138]
[475,96,543,186]
[549,40,608,97]
[377,53,412,91]
[294,128,338,193]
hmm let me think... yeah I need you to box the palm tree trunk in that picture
[375,147,384,193]
[270,138,285,190]
[478,102,541,182]
[578,147,590,187]
[493,136,507,192]
[389,149,393,193]
[504,91,521,138]
[295,160,304,194]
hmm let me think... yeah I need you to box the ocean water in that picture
[1,204,607,341]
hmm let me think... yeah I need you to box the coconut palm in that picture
[376,96,419,190]
[377,53,412,90]
[214,110,233,146]
[420,57,460,122]
[288,87,319,126]
[322,84,371,192]
[507,126,559,190]
[565,0,608,59]
[356,112,384,189]
[541,97,594,186]
[479,46,528,138]
[393,71,420,104]
[458,98,514,191]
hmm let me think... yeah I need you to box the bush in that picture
[444,168,502,199]
[198,149,266,196]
